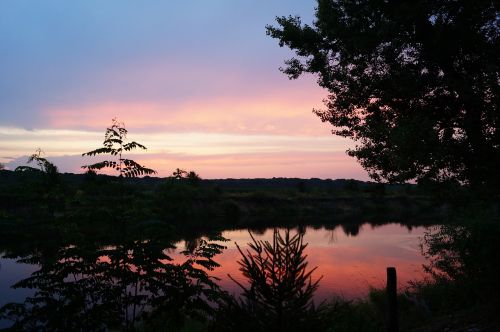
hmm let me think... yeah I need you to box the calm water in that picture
[207,223,427,300]
[0,222,429,328]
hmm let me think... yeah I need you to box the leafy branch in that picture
[15,148,58,175]
[82,118,156,178]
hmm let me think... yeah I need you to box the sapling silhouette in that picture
[220,229,323,331]
[169,168,201,185]
[172,168,188,179]
[82,118,156,178]
[15,148,58,175]
[15,148,59,185]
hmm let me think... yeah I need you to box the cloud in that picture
[41,85,329,135]
[0,0,367,179]
[0,0,319,128]
[3,129,366,179]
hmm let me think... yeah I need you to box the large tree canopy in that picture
[267,0,499,188]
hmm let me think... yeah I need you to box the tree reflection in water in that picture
[1,227,355,331]
[0,228,226,331]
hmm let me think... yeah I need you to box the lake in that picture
[0,221,430,329]
[207,223,428,300]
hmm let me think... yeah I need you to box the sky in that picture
[0,0,368,179]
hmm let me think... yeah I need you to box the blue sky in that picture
[0,1,367,179]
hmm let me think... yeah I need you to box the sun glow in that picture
[1,126,367,179]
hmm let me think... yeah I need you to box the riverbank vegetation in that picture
[1,165,499,331]
[0,168,443,230]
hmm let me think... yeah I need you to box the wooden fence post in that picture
[387,267,399,332]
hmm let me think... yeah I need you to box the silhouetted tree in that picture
[82,118,156,178]
[170,169,201,185]
[15,148,60,185]
[267,0,499,189]
[218,229,323,332]
[172,168,188,180]
[186,171,201,185]
[15,148,58,175]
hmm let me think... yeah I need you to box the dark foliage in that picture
[420,212,500,311]
[15,148,60,186]
[213,229,324,332]
[0,223,226,331]
[82,118,156,178]
[267,0,499,189]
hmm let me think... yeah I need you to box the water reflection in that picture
[0,228,226,331]
[211,223,427,300]
[0,221,428,330]
[341,223,360,236]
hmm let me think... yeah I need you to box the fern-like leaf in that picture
[82,148,114,157]
[81,161,117,170]
[123,141,147,151]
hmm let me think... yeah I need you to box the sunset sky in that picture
[0,0,367,179]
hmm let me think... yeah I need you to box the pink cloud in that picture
[41,61,331,137]
[44,94,330,136]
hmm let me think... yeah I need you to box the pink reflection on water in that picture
[195,223,428,301]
